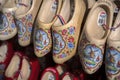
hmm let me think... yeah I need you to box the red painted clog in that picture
[40,67,59,80]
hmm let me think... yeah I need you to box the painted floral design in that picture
[35,29,50,50]
[0,12,16,35]
[16,14,33,41]
[53,31,65,54]
[62,29,67,35]
[68,27,75,35]
[68,36,74,42]
[16,20,26,38]
[67,42,74,49]
[0,14,8,31]
[83,44,103,68]
[106,47,120,75]
[53,26,75,58]
[11,23,16,29]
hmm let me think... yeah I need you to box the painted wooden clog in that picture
[52,0,86,64]
[78,0,114,74]
[0,0,17,40]
[105,11,120,80]
[15,0,42,46]
[33,0,62,57]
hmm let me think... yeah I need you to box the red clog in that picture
[5,51,40,80]
[40,67,59,80]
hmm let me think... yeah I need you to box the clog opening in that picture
[53,0,74,26]
[86,6,110,40]
[5,54,20,78]
[15,0,32,16]
[38,0,58,23]
[17,58,31,80]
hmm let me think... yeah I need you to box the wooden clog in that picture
[52,0,86,64]
[78,0,114,74]
[15,0,42,46]
[105,11,120,80]
[33,0,62,57]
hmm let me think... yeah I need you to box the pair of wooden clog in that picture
[4,51,40,80]
[33,0,86,65]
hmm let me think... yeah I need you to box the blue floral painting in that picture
[26,14,32,21]
[28,27,32,33]
[67,42,74,49]
[60,53,67,58]
[11,23,16,29]
[68,27,75,35]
